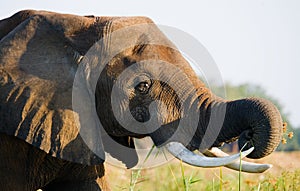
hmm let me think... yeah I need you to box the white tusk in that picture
[204,147,272,173]
[165,142,254,168]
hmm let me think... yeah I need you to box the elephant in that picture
[0,10,283,191]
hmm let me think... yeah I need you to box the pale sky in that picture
[1,0,299,127]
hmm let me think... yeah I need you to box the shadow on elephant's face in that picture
[95,46,184,137]
[129,79,182,125]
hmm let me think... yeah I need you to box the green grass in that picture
[107,162,300,191]
[106,146,300,191]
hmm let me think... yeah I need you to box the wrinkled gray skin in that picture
[0,10,283,191]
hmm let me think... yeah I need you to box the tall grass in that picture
[106,148,300,191]
[129,145,156,191]
[180,160,202,191]
[239,142,250,191]
[107,162,300,191]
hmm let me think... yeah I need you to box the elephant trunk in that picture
[151,95,283,172]
[213,98,283,159]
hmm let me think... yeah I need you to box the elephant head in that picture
[86,15,283,172]
[0,10,283,173]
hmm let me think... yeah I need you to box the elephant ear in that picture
[0,10,107,165]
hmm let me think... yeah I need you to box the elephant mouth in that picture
[130,106,150,123]
[164,142,272,173]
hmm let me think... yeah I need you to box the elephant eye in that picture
[135,81,151,94]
